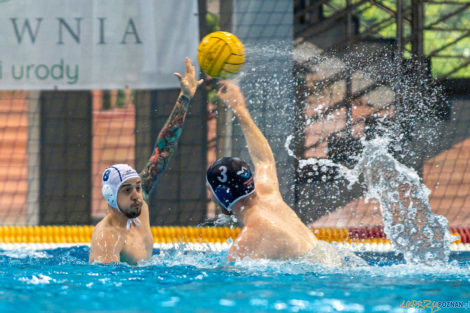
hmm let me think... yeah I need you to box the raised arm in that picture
[140,57,203,200]
[216,81,279,192]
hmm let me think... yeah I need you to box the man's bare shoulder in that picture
[244,210,269,227]
[92,218,108,236]
[254,168,281,196]
[89,218,124,263]
[90,218,123,245]
[242,213,276,242]
[245,211,287,238]
[243,204,301,242]
[229,218,282,261]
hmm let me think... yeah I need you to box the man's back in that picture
[227,182,321,260]
[214,81,351,267]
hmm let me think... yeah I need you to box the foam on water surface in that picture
[1,247,469,313]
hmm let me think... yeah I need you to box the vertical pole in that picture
[411,0,424,60]
[217,0,233,159]
[345,0,353,137]
[346,0,354,42]
[26,91,40,225]
[220,0,233,31]
[296,0,306,25]
[198,0,208,37]
[395,0,405,155]
[396,0,404,57]
[134,91,153,172]
[198,0,209,221]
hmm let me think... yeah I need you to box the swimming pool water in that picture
[0,246,469,313]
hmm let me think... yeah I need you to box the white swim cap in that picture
[102,164,141,229]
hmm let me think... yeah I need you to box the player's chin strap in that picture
[126,217,141,230]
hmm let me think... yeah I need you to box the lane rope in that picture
[0,226,467,252]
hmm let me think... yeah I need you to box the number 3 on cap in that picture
[217,166,228,183]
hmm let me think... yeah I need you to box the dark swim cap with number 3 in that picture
[206,157,255,211]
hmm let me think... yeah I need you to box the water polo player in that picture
[207,81,364,266]
[89,58,203,265]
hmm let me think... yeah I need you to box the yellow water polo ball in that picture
[197,31,245,79]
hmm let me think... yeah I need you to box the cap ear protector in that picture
[102,184,114,204]
[214,185,233,206]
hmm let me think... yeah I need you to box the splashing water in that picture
[226,39,454,265]
[285,135,359,188]
[286,134,455,265]
[271,41,454,265]
[354,137,456,265]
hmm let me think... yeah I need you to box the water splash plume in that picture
[354,137,456,264]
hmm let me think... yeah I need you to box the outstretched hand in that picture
[174,57,204,98]
[216,80,246,112]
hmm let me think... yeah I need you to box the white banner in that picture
[0,0,199,90]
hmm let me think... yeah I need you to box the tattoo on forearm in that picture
[140,94,191,196]
[177,94,191,111]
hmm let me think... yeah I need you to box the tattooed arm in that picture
[140,57,203,201]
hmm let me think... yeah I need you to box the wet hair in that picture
[206,157,255,211]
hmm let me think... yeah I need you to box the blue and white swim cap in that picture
[102,164,141,229]
[206,157,255,211]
